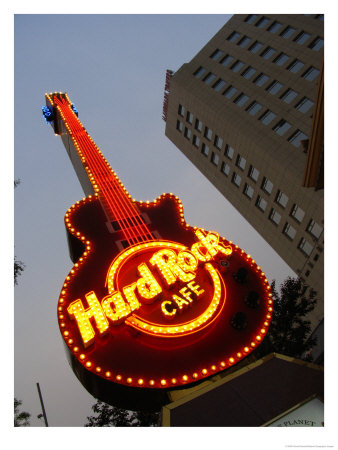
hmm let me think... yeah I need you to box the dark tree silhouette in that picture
[14,179,25,285]
[252,276,318,361]
[14,256,25,286]
[14,398,31,427]
[85,400,160,427]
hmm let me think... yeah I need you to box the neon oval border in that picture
[105,241,225,337]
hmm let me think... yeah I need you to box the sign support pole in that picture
[36,382,49,427]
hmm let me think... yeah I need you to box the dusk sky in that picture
[11,5,334,446]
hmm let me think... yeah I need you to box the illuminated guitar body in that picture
[44,93,273,411]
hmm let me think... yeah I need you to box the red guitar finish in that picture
[45,93,273,411]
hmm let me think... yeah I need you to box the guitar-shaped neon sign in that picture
[43,92,273,411]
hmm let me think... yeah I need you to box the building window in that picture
[273,52,290,66]
[192,135,200,148]
[298,237,314,256]
[280,89,298,104]
[295,97,314,113]
[273,120,292,136]
[268,21,283,33]
[227,31,241,43]
[176,120,183,132]
[184,127,191,140]
[214,135,223,150]
[248,165,259,182]
[245,14,258,24]
[256,195,267,212]
[309,37,324,51]
[259,110,276,126]
[186,111,193,124]
[266,81,283,95]
[212,79,226,92]
[253,73,270,87]
[210,49,223,60]
[249,41,264,54]
[220,54,234,67]
[255,16,270,28]
[302,66,320,81]
[237,36,251,47]
[243,183,254,199]
[283,223,297,240]
[223,85,238,99]
[276,190,289,208]
[178,104,185,116]
[221,162,230,176]
[234,93,249,107]
[246,101,262,116]
[287,59,305,74]
[290,204,305,223]
[211,152,219,166]
[260,46,276,59]
[193,67,206,79]
[294,31,311,45]
[236,154,246,170]
[269,208,281,225]
[261,177,273,194]
[225,145,235,160]
[307,219,323,239]
[195,118,203,132]
[244,14,258,24]
[288,130,308,148]
[232,172,242,187]
[201,143,209,157]
[203,72,216,84]
[280,26,296,38]
[204,127,212,141]
[231,60,245,73]
[241,66,257,80]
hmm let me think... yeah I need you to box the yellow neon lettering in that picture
[177,250,198,273]
[172,294,191,311]
[187,281,205,296]
[101,291,131,324]
[191,229,232,262]
[67,291,109,347]
[123,282,140,311]
[179,287,194,303]
[161,300,177,318]
[150,249,196,286]
[136,263,162,303]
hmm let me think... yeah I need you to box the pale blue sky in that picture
[14,13,297,428]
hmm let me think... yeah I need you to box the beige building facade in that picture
[165,14,324,359]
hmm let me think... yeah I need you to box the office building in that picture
[164,14,324,361]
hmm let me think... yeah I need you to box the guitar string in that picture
[55,97,154,244]
[62,98,156,245]
[67,104,152,244]
[54,97,137,246]
[57,98,140,246]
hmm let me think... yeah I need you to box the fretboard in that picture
[52,94,153,246]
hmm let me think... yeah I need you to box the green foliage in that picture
[14,398,31,427]
[85,400,160,427]
[253,277,318,361]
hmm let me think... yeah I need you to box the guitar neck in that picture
[47,93,152,246]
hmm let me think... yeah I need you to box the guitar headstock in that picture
[42,92,79,134]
